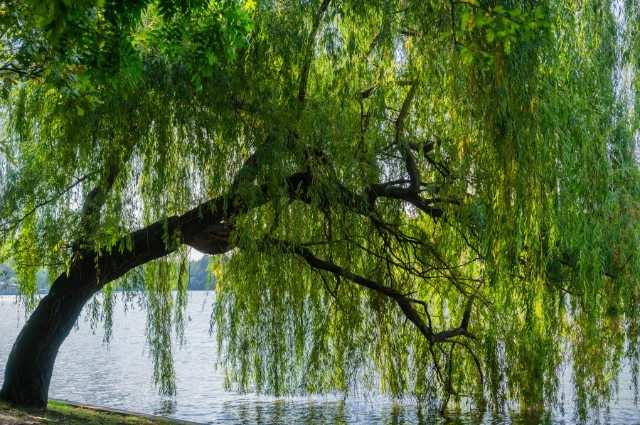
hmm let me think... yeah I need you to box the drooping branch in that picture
[270,238,475,344]
[34,145,463,388]
[0,174,92,234]
[447,340,484,391]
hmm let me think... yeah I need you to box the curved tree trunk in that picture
[0,277,99,406]
[0,171,309,407]
[0,217,183,407]
[0,158,441,407]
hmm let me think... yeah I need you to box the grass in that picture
[0,400,180,424]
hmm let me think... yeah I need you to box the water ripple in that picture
[1,293,638,424]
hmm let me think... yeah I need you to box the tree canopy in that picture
[1,0,640,420]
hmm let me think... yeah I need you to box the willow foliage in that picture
[1,0,640,420]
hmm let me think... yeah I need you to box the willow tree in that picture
[1,0,640,420]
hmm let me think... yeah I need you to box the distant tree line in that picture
[0,260,213,292]
[0,264,48,290]
[187,256,216,291]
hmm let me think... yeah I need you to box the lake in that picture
[0,292,638,424]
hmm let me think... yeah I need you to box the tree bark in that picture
[0,170,304,406]
[0,160,442,406]
[0,169,343,406]
[0,218,180,406]
[0,276,98,406]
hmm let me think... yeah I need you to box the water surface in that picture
[1,293,638,424]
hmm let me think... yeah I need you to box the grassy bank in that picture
[0,400,181,424]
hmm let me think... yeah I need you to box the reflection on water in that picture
[209,401,558,425]
[0,293,638,424]
[204,400,561,425]
[155,399,178,416]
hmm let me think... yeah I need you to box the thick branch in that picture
[76,131,138,250]
[408,140,435,156]
[460,280,482,330]
[395,85,420,194]
[57,169,314,298]
[0,63,43,78]
[273,239,474,343]
[365,182,445,218]
[298,0,331,105]
[77,163,120,246]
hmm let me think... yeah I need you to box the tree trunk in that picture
[0,277,98,406]
[0,217,181,407]
[0,171,306,407]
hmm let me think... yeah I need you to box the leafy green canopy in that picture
[0,0,253,103]
[1,0,640,420]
